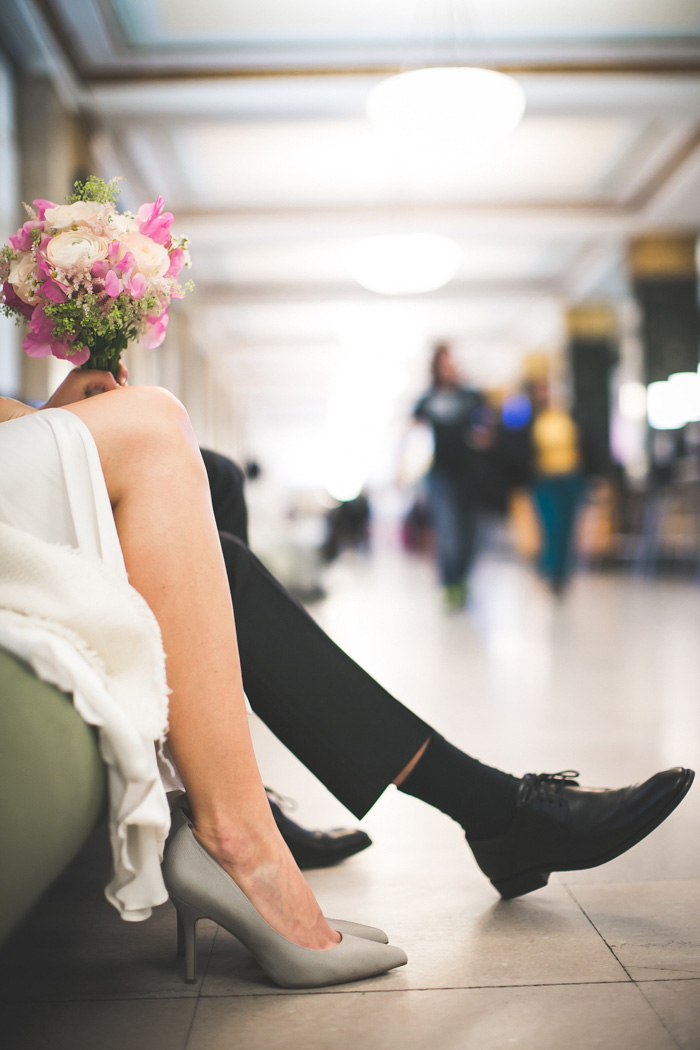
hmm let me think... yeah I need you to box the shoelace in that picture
[520,770,580,805]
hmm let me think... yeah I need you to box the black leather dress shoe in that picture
[266,790,372,869]
[469,767,694,899]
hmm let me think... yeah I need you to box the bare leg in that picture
[393,740,430,786]
[62,387,338,950]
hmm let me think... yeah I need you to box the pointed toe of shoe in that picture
[267,933,407,989]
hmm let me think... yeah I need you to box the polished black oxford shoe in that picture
[266,790,372,869]
[469,767,695,899]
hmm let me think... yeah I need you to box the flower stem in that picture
[80,352,122,377]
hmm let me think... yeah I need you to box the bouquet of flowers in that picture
[0,176,192,375]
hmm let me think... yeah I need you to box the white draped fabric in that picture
[0,408,173,921]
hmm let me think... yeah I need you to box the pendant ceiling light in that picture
[366,66,526,150]
[348,233,461,295]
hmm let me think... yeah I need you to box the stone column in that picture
[629,234,699,384]
[0,55,21,396]
[567,305,618,476]
[16,75,92,402]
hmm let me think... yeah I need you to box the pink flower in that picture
[32,199,56,221]
[136,197,174,246]
[67,344,91,366]
[29,304,55,337]
[166,247,186,278]
[9,220,42,252]
[104,269,122,297]
[22,329,53,357]
[24,305,89,364]
[115,250,135,274]
[2,281,33,319]
[51,333,90,365]
[23,307,55,357]
[35,257,52,281]
[41,278,68,303]
[91,259,110,280]
[141,306,169,349]
[129,272,146,299]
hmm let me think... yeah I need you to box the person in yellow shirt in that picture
[529,380,585,595]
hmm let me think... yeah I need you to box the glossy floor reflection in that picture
[2,544,699,1050]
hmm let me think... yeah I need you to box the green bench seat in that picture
[0,647,107,945]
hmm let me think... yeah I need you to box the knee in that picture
[100,386,208,501]
[122,385,190,428]
[118,387,198,456]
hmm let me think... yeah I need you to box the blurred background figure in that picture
[321,490,371,564]
[412,343,494,610]
[528,378,585,595]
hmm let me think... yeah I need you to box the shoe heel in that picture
[176,910,185,957]
[171,896,204,983]
[492,871,550,899]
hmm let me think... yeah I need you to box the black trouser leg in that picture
[220,533,432,819]
[201,448,249,544]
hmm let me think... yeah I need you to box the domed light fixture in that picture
[348,233,461,295]
[366,66,526,151]
[668,371,700,423]
[647,380,688,431]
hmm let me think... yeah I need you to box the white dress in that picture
[0,408,173,921]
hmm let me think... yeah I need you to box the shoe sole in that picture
[492,768,695,899]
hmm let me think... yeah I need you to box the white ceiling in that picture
[3,0,700,487]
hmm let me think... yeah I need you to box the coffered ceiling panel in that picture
[53,0,700,64]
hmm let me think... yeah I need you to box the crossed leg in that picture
[61,385,339,950]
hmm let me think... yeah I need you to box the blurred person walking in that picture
[528,378,585,595]
[413,344,494,610]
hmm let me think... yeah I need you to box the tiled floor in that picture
[2,542,699,1049]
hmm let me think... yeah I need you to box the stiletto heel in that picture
[176,910,184,957]
[162,825,407,988]
[172,895,204,982]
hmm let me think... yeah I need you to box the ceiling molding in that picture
[33,1,700,84]
[189,278,558,302]
[627,124,700,209]
[63,60,700,85]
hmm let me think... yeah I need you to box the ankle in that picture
[397,734,519,840]
[193,820,280,876]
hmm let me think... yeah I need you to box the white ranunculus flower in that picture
[118,232,170,280]
[45,201,110,231]
[46,230,111,271]
[8,251,38,304]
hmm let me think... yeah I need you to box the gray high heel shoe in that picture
[163,824,407,988]
[168,798,389,947]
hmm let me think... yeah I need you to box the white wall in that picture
[0,54,20,396]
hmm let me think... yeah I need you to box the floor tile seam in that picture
[190,922,219,992]
[196,978,637,999]
[1,994,202,1004]
[635,976,700,982]
[183,994,201,1050]
[562,882,635,982]
[630,980,684,1050]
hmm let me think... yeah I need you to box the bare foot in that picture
[194,824,341,951]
